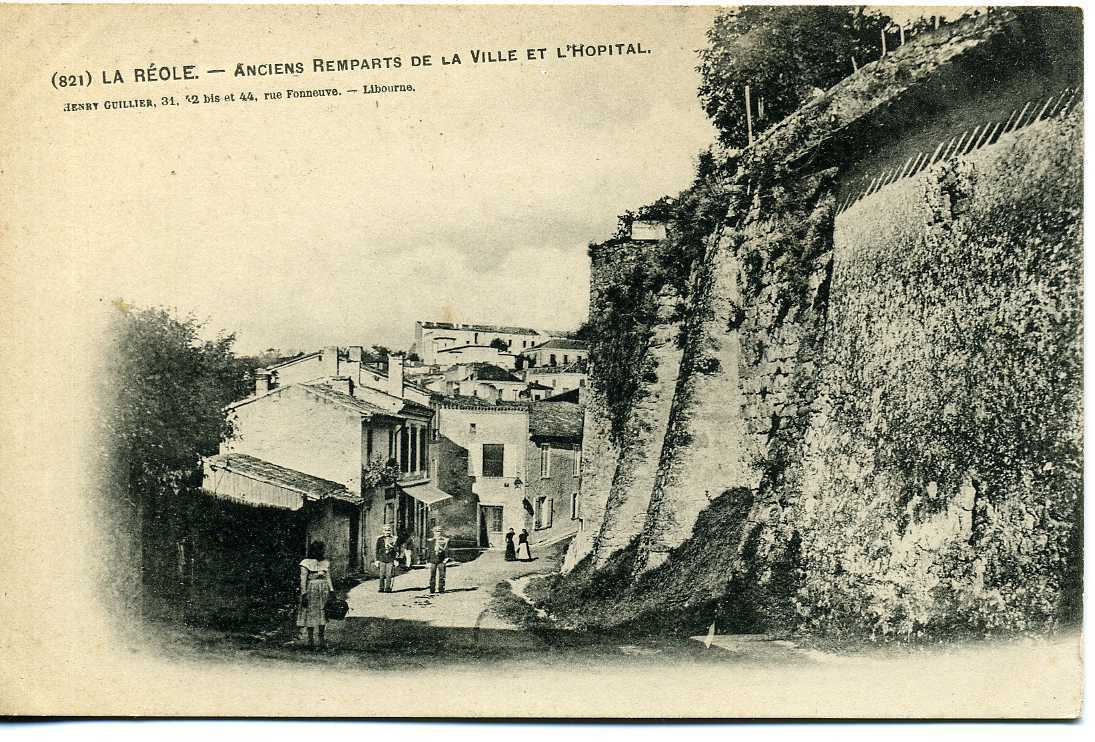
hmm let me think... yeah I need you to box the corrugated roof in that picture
[206,453,361,503]
[529,401,583,440]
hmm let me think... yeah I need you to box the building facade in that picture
[524,402,583,546]
[519,338,589,369]
[413,320,548,365]
[201,347,450,582]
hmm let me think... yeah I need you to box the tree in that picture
[96,302,250,619]
[489,338,509,351]
[698,6,890,147]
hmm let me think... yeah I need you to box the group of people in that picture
[297,523,534,650]
[503,527,533,561]
[373,524,450,594]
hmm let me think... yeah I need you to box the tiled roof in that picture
[529,401,583,440]
[525,361,588,375]
[399,399,435,418]
[304,382,395,417]
[265,351,320,370]
[435,395,530,412]
[542,388,581,403]
[419,320,543,335]
[523,338,588,352]
[206,453,361,503]
[470,363,523,382]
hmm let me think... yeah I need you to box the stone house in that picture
[436,363,529,402]
[431,396,531,549]
[519,338,589,368]
[524,402,583,546]
[200,349,449,583]
[523,362,589,397]
[434,344,519,369]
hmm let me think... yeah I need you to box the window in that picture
[550,353,557,366]
[522,340,527,348]
[540,444,551,478]
[564,354,569,364]
[469,422,477,434]
[474,332,479,344]
[400,427,410,472]
[482,443,504,478]
[366,428,374,462]
[409,425,417,472]
[534,497,543,529]
[571,492,579,519]
[419,427,428,471]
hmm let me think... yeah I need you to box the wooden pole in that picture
[744,85,754,145]
[881,27,887,57]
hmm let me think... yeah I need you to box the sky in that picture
[6,4,722,355]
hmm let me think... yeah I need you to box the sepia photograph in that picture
[0,1,1085,720]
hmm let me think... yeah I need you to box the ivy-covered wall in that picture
[551,8,1081,640]
[788,109,1083,638]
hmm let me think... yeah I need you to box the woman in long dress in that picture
[504,528,517,561]
[297,540,334,650]
[517,529,532,561]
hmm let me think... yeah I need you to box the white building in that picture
[413,321,548,365]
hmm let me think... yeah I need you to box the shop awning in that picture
[399,482,453,507]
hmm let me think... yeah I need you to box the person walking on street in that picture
[427,525,449,594]
[375,525,398,593]
[401,531,415,570]
[517,528,532,561]
[504,528,517,561]
[297,540,334,651]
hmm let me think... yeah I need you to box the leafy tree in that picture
[489,338,510,351]
[102,303,249,495]
[698,5,890,147]
[96,302,250,617]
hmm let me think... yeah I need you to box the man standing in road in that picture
[426,524,449,595]
[375,524,398,593]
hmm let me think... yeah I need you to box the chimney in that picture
[389,352,405,398]
[347,345,363,364]
[255,368,272,395]
[322,345,340,377]
[328,377,354,396]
